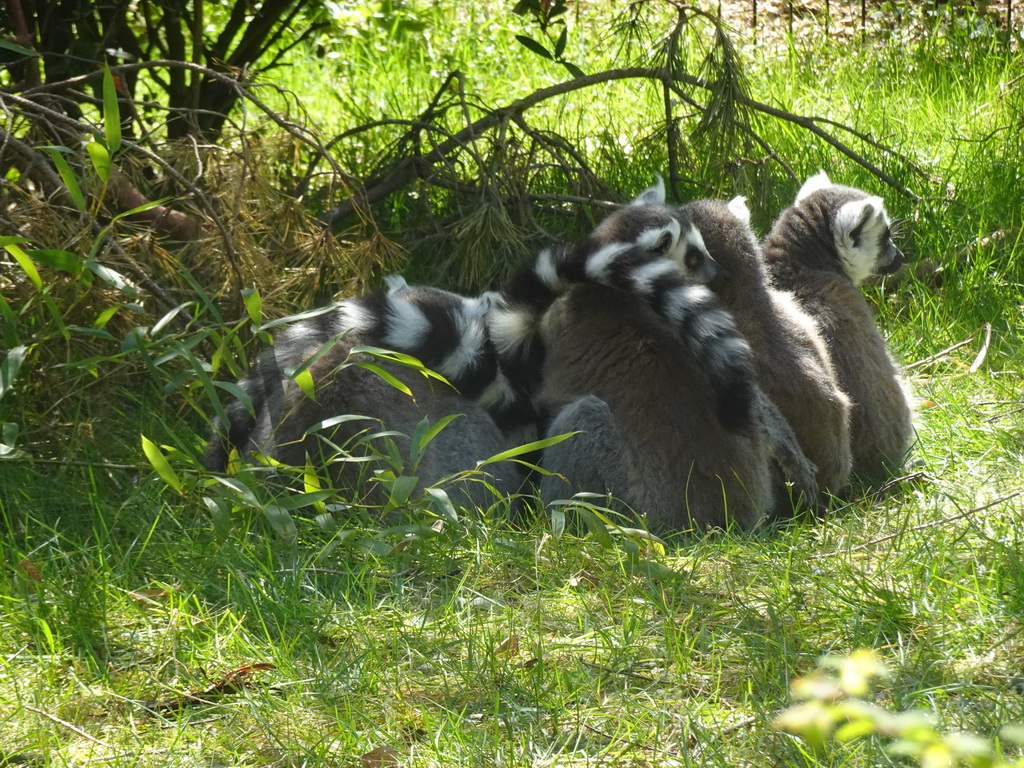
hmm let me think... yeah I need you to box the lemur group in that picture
[205,171,915,533]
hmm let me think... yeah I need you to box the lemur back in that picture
[683,198,853,500]
[537,284,773,532]
[762,172,913,482]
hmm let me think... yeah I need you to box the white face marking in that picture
[584,242,631,281]
[630,174,666,206]
[796,171,833,202]
[383,274,410,295]
[534,248,562,289]
[727,195,751,225]
[636,218,681,254]
[382,295,430,350]
[630,259,681,294]
[834,196,890,286]
[335,301,375,335]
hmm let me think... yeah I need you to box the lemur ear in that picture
[384,274,411,295]
[630,174,666,206]
[795,171,833,203]
[727,195,751,225]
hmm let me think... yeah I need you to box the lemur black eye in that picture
[650,231,673,254]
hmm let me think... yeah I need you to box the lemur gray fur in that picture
[535,281,817,532]
[762,171,914,483]
[683,196,853,502]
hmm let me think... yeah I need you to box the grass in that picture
[3,2,1024,766]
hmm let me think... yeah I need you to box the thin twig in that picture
[906,336,977,370]
[24,705,115,749]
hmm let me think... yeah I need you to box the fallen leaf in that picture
[361,744,400,768]
[494,634,520,657]
[568,570,599,588]
[18,559,41,582]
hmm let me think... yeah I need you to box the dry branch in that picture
[320,65,921,230]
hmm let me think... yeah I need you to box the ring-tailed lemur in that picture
[489,177,758,437]
[203,278,523,508]
[535,279,818,532]
[762,171,913,482]
[682,196,853,503]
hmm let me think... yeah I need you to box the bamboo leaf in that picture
[477,431,575,466]
[3,243,42,290]
[44,147,86,212]
[141,434,183,493]
[102,63,122,154]
[0,40,40,58]
[242,288,263,325]
[354,362,413,396]
[86,141,111,183]
[27,249,83,274]
[85,261,139,297]
[1,346,28,400]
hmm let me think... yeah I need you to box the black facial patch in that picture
[848,203,875,248]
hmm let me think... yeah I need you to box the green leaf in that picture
[550,506,565,538]
[141,434,183,493]
[0,40,40,58]
[294,368,315,399]
[423,487,459,524]
[27,249,83,274]
[262,505,297,541]
[555,27,568,58]
[93,305,120,330]
[0,422,27,460]
[306,413,376,435]
[410,413,460,467]
[354,361,413,396]
[109,197,173,223]
[86,141,111,183]
[242,288,263,325]
[0,346,28,400]
[212,380,255,416]
[102,64,121,154]
[560,60,587,79]
[515,34,553,59]
[44,147,86,212]
[150,302,192,336]
[3,243,42,290]
[477,431,575,467]
[382,474,419,513]
[85,260,139,297]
